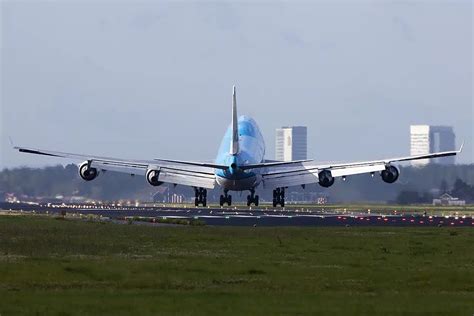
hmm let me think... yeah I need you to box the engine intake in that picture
[381,165,399,184]
[146,169,163,187]
[318,169,335,188]
[79,161,99,181]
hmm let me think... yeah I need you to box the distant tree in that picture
[420,191,433,203]
[451,178,473,202]
[396,191,421,205]
[1,164,474,203]
[439,180,449,194]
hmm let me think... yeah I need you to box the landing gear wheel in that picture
[247,190,259,207]
[194,187,208,207]
[272,188,285,207]
[221,192,232,206]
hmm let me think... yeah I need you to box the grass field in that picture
[0,215,473,315]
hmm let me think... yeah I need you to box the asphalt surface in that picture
[2,202,473,227]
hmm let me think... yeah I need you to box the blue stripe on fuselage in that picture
[215,116,265,180]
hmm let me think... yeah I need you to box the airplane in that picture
[14,86,463,207]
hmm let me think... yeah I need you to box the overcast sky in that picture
[1,0,473,168]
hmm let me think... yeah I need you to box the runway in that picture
[2,202,473,227]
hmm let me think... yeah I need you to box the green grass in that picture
[122,216,206,226]
[0,216,473,315]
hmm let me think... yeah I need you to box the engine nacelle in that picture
[318,169,335,188]
[381,165,399,184]
[146,169,163,187]
[79,161,99,181]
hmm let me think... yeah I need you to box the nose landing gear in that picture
[247,189,259,207]
[194,188,207,207]
[272,187,285,207]
[219,190,232,206]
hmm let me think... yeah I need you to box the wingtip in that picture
[458,141,464,153]
[8,136,15,148]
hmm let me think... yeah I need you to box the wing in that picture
[261,145,464,188]
[14,146,220,189]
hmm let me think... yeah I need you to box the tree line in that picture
[1,164,473,203]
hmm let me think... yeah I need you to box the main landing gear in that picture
[220,190,232,206]
[247,189,259,206]
[194,187,207,207]
[273,187,285,207]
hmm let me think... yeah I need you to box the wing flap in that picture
[240,159,312,170]
[92,161,148,176]
[262,171,318,188]
[330,165,386,177]
[158,169,215,189]
[153,158,227,170]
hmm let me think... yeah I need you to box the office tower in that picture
[276,126,307,162]
[410,125,456,166]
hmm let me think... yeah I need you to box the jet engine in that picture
[318,169,335,188]
[381,165,399,184]
[146,169,163,186]
[79,161,99,181]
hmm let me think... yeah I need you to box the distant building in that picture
[287,191,327,204]
[410,125,456,166]
[275,126,307,162]
[433,193,465,206]
[152,186,169,203]
[152,186,185,203]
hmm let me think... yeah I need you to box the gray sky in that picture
[1,0,473,168]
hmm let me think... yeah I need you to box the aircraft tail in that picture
[230,85,239,155]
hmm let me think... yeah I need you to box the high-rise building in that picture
[275,126,307,162]
[410,125,456,166]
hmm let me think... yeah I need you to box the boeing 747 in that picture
[15,86,463,207]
